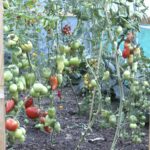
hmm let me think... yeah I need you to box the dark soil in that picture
[13,87,149,150]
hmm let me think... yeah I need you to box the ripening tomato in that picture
[40,111,48,117]
[24,97,34,108]
[6,99,15,113]
[5,118,19,131]
[25,106,40,119]
[44,126,52,133]
[39,117,45,124]
[49,76,58,90]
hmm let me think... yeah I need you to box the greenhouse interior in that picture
[0,0,150,150]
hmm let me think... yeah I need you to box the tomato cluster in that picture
[62,24,71,35]
[122,32,141,64]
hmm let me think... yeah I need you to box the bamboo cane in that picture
[0,0,6,149]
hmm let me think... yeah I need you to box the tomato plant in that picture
[4,0,150,149]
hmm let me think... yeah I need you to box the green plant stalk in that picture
[67,76,80,113]
[110,53,125,150]
[104,4,125,148]
[26,52,33,72]
[89,90,96,122]
[75,32,103,150]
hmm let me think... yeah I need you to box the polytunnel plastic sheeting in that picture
[37,15,150,58]
[138,25,150,57]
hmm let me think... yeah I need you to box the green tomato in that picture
[116,26,123,35]
[4,70,13,81]
[4,25,10,32]
[24,119,29,124]
[12,92,19,101]
[9,84,18,93]
[18,76,26,88]
[63,46,71,53]
[40,86,48,95]
[30,88,40,97]
[42,68,51,79]
[48,107,56,118]
[129,123,137,129]
[105,97,111,103]
[18,135,26,143]
[123,70,131,80]
[64,59,69,66]
[21,41,33,53]
[21,59,29,69]
[25,73,36,88]
[57,74,63,85]
[33,83,44,93]
[17,62,23,68]
[13,47,22,56]
[3,0,10,9]
[17,81,25,91]
[140,122,145,127]
[143,81,149,87]
[7,40,17,47]
[109,115,116,125]
[101,110,110,118]
[141,115,146,121]
[59,45,65,53]
[129,115,137,123]
[102,71,110,81]
[70,40,81,50]
[57,62,65,73]
[45,115,56,127]
[14,128,23,139]
[8,65,19,76]
[20,127,26,135]
[90,79,97,88]
[69,57,80,66]
[54,122,61,133]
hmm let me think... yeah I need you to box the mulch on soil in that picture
[13,87,149,150]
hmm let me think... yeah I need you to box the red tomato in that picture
[5,118,19,131]
[124,41,130,49]
[25,106,40,119]
[24,97,33,108]
[44,126,52,133]
[122,48,130,58]
[6,99,15,113]
[49,76,58,90]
